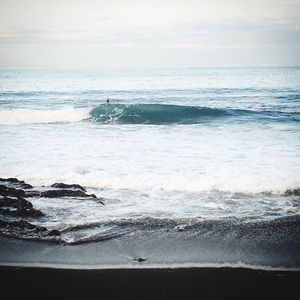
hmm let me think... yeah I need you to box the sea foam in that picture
[0,107,90,125]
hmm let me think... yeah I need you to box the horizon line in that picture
[0,65,300,70]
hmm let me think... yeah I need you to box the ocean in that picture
[0,67,300,269]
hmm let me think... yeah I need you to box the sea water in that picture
[0,67,300,249]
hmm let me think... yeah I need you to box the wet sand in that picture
[0,266,299,299]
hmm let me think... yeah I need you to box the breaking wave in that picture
[90,103,299,124]
[1,104,298,125]
[0,108,90,125]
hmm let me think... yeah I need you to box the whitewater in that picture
[1,68,299,194]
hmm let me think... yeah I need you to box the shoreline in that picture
[1,260,300,272]
[1,265,299,299]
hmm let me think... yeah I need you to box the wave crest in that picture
[90,103,300,124]
[1,104,298,125]
[0,108,90,125]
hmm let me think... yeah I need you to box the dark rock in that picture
[0,219,36,230]
[0,207,44,217]
[0,195,44,217]
[34,226,48,233]
[0,185,25,198]
[0,196,31,209]
[19,208,44,217]
[0,184,43,216]
[0,208,16,215]
[285,188,300,196]
[40,189,96,198]
[0,178,33,189]
[1,178,97,199]
[0,177,104,243]
[51,183,86,192]
[48,229,61,236]
[16,220,36,229]
[0,178,19,183]
[0,219,62,242]
[0,219,7,227]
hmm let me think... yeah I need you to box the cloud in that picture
[0,0,300,67]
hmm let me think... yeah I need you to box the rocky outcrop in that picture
[40,189,96,198]
[48,229,61,236]
[0,185,44,217]
[0,196,44,217]
[0,219,62,242]
[50,183,86,192]
[24,184,96,199]
[285,188,300,196]
[0,219,46,231]
[0,185,26,198]
[0,178,33,189]
[25,189,96,198]
[0,177,101,243]
[1,179,96,200]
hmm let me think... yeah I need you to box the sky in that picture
[0,0,299,68]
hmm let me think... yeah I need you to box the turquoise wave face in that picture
[89,103,300,124]
[90,104,229,124]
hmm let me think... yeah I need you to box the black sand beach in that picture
[0,266,299,299]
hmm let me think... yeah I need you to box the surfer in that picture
[106,98,110,104]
